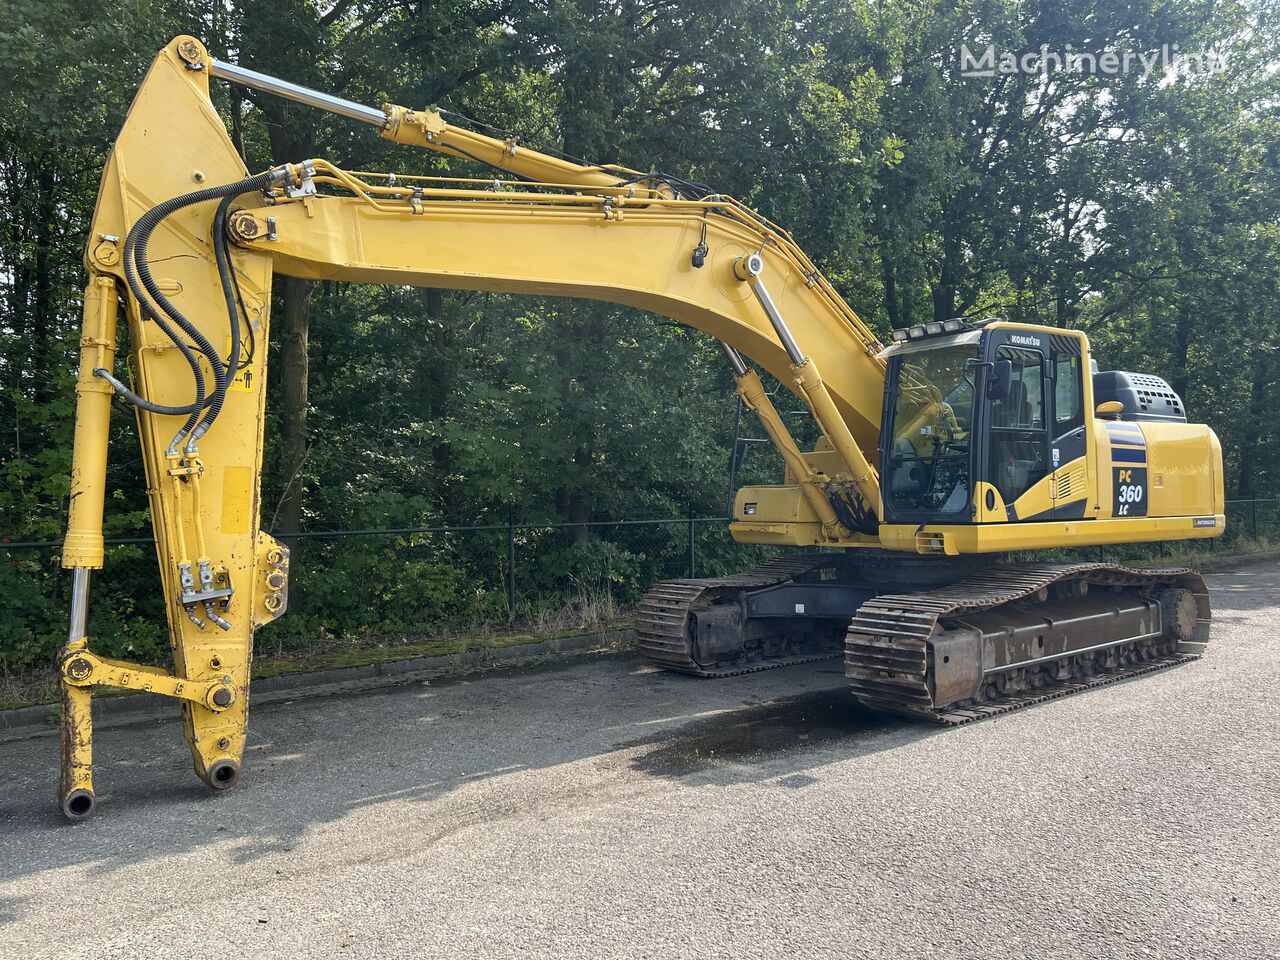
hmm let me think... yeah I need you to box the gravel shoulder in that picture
[1,560,1277,960]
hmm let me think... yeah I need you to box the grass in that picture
[1002,531,1278,569]
[0,583,632,712]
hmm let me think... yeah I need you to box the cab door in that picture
[986,345,1049,519]
[1048,337,1088,518]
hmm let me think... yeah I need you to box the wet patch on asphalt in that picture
[621,687,908,779]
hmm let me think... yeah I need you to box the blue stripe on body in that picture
[1111,447,1147,464]
[1106,424,1145,444]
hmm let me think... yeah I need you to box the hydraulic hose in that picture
[193,193,245,442]
[95,169,284,448]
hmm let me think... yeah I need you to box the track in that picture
[844,562,1211,724]
[635,554,838,676]
[639,556,1212,725]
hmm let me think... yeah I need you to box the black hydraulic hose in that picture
[95,170,282,439]
[101,229,207,428]
[191,194,244,441]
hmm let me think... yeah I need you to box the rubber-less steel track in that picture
[636,554,837,676]
[845,562,1210,724]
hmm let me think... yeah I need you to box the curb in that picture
[0,628,634,742]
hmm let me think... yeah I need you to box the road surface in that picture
[1,560,1277,959]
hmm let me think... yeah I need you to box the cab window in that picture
[1054,355,1083,435]
[884,344,977,515]
[988,346,1048,505]
[991,348,1044,429]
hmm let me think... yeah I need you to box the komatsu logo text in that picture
[1010,334,1042,347]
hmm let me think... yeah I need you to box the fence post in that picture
[688,506,696,579]
[1252,499,1258,540]
[507,508,516,622]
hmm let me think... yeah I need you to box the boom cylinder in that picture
[735,256,881,518]
[791,360,881,514]
[723,345,849,540]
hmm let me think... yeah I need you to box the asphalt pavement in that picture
[1,560,1277,959]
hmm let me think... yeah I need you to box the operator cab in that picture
[879,322,1088,524]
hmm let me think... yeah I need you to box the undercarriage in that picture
[637,554,1209,722]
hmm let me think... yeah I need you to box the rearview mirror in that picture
[1095,400,1124,418]
[988,358,1013,402]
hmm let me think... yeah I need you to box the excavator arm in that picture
[56,36,890,818]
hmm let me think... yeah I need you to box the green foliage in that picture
[1,0,1278,673]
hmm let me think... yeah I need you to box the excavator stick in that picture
[56,39,293,819]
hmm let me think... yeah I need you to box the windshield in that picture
[885,344,977,515]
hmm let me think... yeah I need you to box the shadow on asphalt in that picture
[0,653,937,885]
[620,684,911,782]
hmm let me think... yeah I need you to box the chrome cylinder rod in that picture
[67,568,91,644]
[721,341,749,377]
[208,59,386,126]
[752,278,807,366]
[734,254,806,366]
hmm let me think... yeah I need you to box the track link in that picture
[845,562,1211,724]
[636,554,837,676]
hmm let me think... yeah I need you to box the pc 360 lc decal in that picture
[1106,421,1148,517]
[1114,466,1148,517]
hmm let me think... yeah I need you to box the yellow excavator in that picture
[55,37,1223,819]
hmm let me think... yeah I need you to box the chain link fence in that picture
[0,513,777,674]
[2,500,1275,676]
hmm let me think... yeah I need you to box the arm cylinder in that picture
[379,105,642,190]
[204,56,641,191]
[208,59,386,125]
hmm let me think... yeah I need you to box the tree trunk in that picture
[275,275,314,535]
[263,105,317,535]
[932,222,960,322]
[31,168,55,406]
[1170,304,1192,401]
[551,307,595,546]
[415,286,455,515]
[883,250,899,330]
